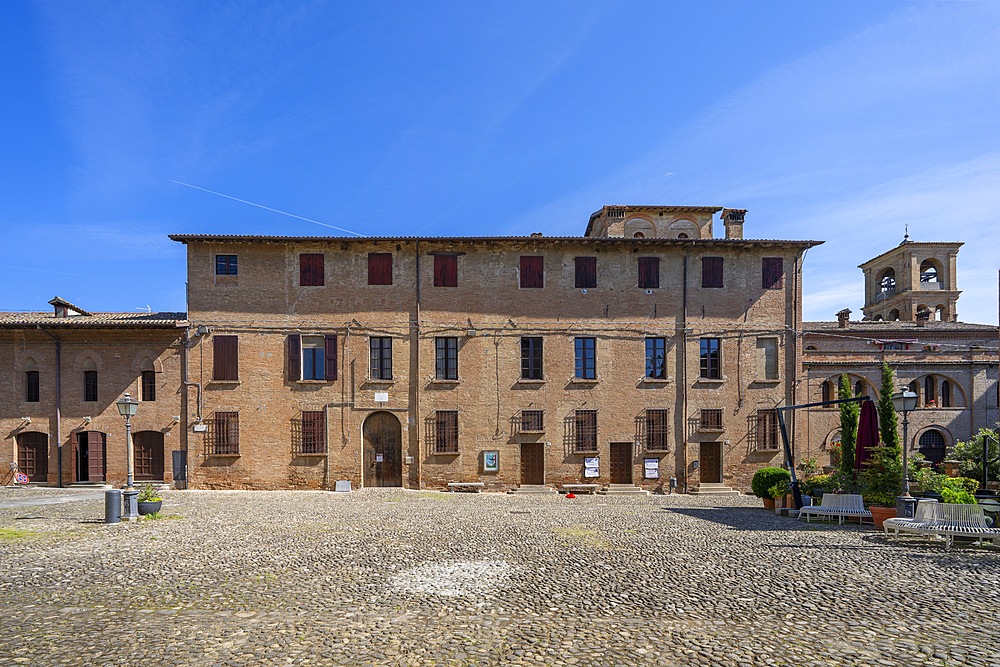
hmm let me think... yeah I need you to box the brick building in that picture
[1,298,187,487]
[171,206,821,493]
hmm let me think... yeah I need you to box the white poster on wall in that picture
[644,458,660,479]
[584,457,599,478]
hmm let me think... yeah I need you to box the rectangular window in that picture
[519,256,544,288]
[762,257,784,290]
[435,410,459,454]
[520,337,543,380]
[645,409,670,451]
[368,253,393,285]
[300,410,326,454]
[434,255,458,287]
[435,337,458,380]
[575,256,597,288]
[370,337,393,380]
[211,411,240,455]
[141,370,156,402]
[574,409,598,453]
[638,257,660,289]
[699,408,724,431]
[213,335,239,381]
[645,337,666,379]
[521,409,544,432]
[756,338,778,380]
[300,253,325,286]
[753,409,780,451]
[25,371,39,403]
[702,257,724,288]
[288,334,337,381]
[575,337,596,379]
[83,370,98,402]
[302,336,326,380]
[699,338,721,379]
[215,254,238,276]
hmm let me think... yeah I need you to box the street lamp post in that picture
[116,392,139,520]
[892,387,918,517]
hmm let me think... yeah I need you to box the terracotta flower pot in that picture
[870,506,896,529]
[763,498,775,510]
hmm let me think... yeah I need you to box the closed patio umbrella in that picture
[855,399,880,470]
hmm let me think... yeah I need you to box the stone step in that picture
[598,484,649,496]
[689,483,743,496]
[68,482,113,490]
[509,485,558,495]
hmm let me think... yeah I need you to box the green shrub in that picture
[768,483,790,500]
[137,483,162,503]
[751,467,791,499]
[911,467,947,494]
[800,474,834,496]
[941,486,976,504]
[942,477,979,495]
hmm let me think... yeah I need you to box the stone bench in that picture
[447,482,484,493]
[560,484,601,495]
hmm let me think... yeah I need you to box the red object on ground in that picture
[566,493,576,499]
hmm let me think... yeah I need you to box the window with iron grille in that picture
[702,256,724,288]
[762,257,784,289]
[215,254,238,276]
[434,254,458,287]
[213,335,239,381]
[575,337,596,379]
[751,409,780,451]
[645,409,670,451]
[298,410,326,454]
[521,337,543,380]
[25,371,39,403]
[300,253,325,286]
[645,337,666,379]
[370,337,393,380]
[699,338,721,379]
[521,409,544,432]
[211,411,240,455]
[141,370,156,402]
[434,410,459,453]
[83,370,98,402]
[638,257,659,289]
[699,408,724,431]
[575,256,597,288]
[368,253,393,285]
[574,410,598,453]
[435,337,458,380]
[520,256,544,288]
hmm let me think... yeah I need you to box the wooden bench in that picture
[560,484,600,495]
[797,493,872,525]
[447,482,484,493]
[885,502,1000,550]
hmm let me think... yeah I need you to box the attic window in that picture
[607,209,626,219]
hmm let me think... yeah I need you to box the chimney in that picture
[915,308,931,327]
[836,308,851,329]
[722,208,746,239]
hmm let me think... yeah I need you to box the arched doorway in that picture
[17,432,48,483]
[918,429,947,464]
[363,412,402,487]
[133,431,165,481]
[74,431,106,482]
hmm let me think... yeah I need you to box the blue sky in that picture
[2,1,999,324]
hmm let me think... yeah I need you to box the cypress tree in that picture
[839,374,858,475]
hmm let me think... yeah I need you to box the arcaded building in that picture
[171,206,821,493]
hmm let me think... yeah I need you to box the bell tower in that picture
[858,238,962,322]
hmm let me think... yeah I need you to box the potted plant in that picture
[137,483,163,515]
[751,467,791,510]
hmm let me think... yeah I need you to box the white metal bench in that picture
[885,502,1000,550]
[797,493,872,525]
[561,484,600,495]
[447,482,485,493]
[883,499,941,538]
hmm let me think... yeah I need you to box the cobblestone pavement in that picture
[1,487,998,667]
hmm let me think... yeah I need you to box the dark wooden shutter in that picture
[213,336,239,381]
[520,256,544,288]
[762,257,784,289]
[288,334,301,381]
[434,255,458,287]
[368,253,393,285]
[638,257,659,288]
[702,257,724,288]
[324,335,338,380]
[575,257,597,288]
[300,254,325,286]
[88,432,105,482]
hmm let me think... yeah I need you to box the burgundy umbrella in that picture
[855,399,880,470]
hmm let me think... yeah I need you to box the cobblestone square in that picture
[1,488,998,667]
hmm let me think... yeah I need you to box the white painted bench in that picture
[447,482,484,493]
[885,502,1000,550]
[797,493,872,525]
[883,499,941,538]
[561,484,600,495]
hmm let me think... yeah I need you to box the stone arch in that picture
[666,219,699,239]
[131,352,164,374]
[934,304,946,321]
[623,217,654,239]
[888,309,900,321]
[913,426,951,463]
[71,350,105,374]
[804,345,818,351]
[873,314,884,321]
[919,258,942,284]
[878,268,896,294]
[820,379,835,403]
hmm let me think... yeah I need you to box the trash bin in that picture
[896,496,918,519]
[105,489,122,524]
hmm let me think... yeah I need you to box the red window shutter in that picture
[702,257,724,288]
[638,257,659,288]
[213,336,239,381]
[324,335,338,381]
[763,257,784,289]
[300,254,324,286]
[520,256,544,288]
[288,334,301,381]
[575,257,597,288]
[368,253,393,285]
[434,255,458,287]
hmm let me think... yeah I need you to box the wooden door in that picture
[363,412,402,487]
[87,432,106,482]
[609,442,633,484]
[17,432,48,482]
[134,431,165,481]
[700,442,722,484]
[520,443,544,485]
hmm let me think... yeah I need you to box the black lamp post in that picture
[892,387,918,517]
[116,392,139,520]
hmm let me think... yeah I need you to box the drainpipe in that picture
[412,240,422,489]
[680,251,689,493]
[37,327,62,488]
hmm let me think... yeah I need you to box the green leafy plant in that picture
[942,477,979,495]
[799,458,820,477]
[941,486,976,504]
[800,473,833,497]
[768,483,790,500]
[839,375,859,475]
[137,483,162,503]
[828,441,842,468]
[954,428,1000,483]
[751,467,791,499]
[877,362,900,452]
[911,466,946,494]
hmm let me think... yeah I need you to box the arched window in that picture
[805,345,817,351]
[924,376,936,406]
[632,232,644,239]
[821,380,833,403]
[888,309,900,321]
[919,260,939,284]
[908,379,920,404]
[934,305,945,321]
[941,380,951,408]
[854,379,865,397]
[918,429,946,463]
[874,315,884,321]
[82,358,98,403]
[879,269,896,294]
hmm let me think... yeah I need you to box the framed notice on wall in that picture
[644,458,660,479]
[584,457,600,478]
[483,450,499,473]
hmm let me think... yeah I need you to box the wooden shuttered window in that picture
[370,337,392,380]
[574,410,598,453]
[288,334,337,381]
[368,253,393,285]
[519,256,544,288]
[434,410,459,454]
[575,256,597,288]
[213,335,239,381]
[434,255,458,287]
[702,257,724,288]
[300,253,325,286]
[638,257,659,289]
[762,257,784,289]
